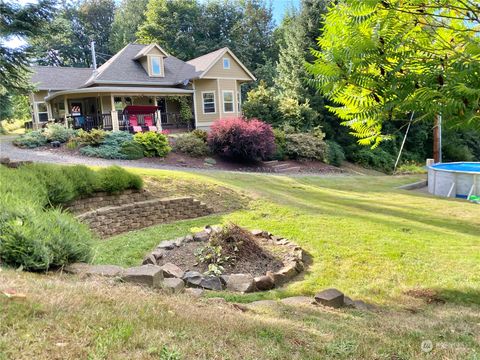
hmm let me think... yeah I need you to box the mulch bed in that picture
[157,235,287,277]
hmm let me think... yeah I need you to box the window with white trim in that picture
[151,56,162,76]
[202,92,216,113]
[36,102,48,122]
[223,58,230,69]
[223,91,234,113]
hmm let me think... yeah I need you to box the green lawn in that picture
[94,169,480,306]
[2,168,480,359]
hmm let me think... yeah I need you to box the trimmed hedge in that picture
[133,131,171,157]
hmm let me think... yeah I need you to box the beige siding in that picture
[194,79,240,129]
[203,53,252,80]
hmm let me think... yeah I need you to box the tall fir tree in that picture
[109,0,149,53]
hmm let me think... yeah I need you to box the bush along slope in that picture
[13,124,76,148]
[0,164,143,271]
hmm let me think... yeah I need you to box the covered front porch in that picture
[41,87,195,132]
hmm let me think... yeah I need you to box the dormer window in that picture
[150,56,162,76]
[223,58,230,69]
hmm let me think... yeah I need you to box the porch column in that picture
[46,101,53,122]
[153,96,162,131]
[63,96,69,127]
[110,95,119,131]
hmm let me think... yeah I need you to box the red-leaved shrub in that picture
[208,117,276,161]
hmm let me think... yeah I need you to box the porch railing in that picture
[68,113,113,131]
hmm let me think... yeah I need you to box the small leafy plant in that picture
[133,131,171,157]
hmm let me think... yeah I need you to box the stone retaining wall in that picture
[66,189,152,214]
[77,197,212,238]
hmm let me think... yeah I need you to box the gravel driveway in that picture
[0,135,196,171]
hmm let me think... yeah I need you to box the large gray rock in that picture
[193,231,210,242]
[223,274,255,293]
[174,237,185,247]
[121,265,163,288]
[182,271,204,287]
[251,229,263,236]
[314,288,344,308]
[142,254,156,265]
[64,263,124,277]
[161,263,185,279]
[200,276,223,290]
[151,250,165,261]
[254,275,275,291]
[163,278,185,293]
[157,240,175,250]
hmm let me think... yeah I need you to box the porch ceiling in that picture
[44,86,194,101]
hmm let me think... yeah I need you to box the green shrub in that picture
[76,129,107,146]
[13,130,47,148]
[273,129,287,160]
[284,132,327,161]
[325,140,346,166]
[133,131,171,157]
[97,166,143,193]
[395,162,427,174]
[62,165,100,197]
[24,164,77,205]
[350,148,395,173]
[120,141,145,160]
[173,133,210,157]
[43,123,76,143]
[0,198,92,271]
[80,131,134,159]
[191,129,208,143]
[66,139,79,150]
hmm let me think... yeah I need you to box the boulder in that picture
[160,263,185,279]
[157,240,175,250]
[223,274,255,293]
[174,237,185,247]
[314,288,344,308]
[254,275,275,291]
[163,278,185,293]
[343,296,355,308]
[182,271,204,287]
[251,229,263,236]
[185,288,204,298]
[200,276,223,290]
[205,225,222,235]
[193,231,210,242]
[142,254,156,265]
[184,234,194,243]
[121,265,163,288]
[151,250,165,261]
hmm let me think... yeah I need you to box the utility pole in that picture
[433,114,442,163]
[90,40,97,70]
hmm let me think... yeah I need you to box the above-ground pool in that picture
[428,162,480,199]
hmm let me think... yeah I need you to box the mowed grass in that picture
[94,169,480,306]
[2,168,480,359]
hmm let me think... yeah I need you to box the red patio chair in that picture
[144,115,158,132]
[128,115,143,133]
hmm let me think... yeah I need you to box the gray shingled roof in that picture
[91,44,198,85]
[187,47,226,74]
[30,44,233,90]
[30,66,93,90]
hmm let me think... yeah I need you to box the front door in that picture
[157,98,167,124]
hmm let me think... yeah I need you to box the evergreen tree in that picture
[274,10,308,100]
[0,0,55,93]
[109,0,149,53]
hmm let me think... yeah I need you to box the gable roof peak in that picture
[133,43,169,60]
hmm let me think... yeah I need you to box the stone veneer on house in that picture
[76,197,212,238]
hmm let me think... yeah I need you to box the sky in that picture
[3,0,300,48]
